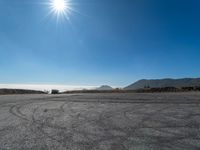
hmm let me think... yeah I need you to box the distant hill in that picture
[96,85,113,90]
[0,89,46,95]
[124,78,200,90]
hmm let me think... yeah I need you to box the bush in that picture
[181,87,194,91]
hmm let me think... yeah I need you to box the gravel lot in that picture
[0,92,200,150]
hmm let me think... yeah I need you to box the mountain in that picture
[124,78,200,90]
[96,85,113,90]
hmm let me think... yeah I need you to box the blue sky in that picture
[0,0,200,87]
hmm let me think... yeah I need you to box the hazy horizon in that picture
[0,84,99,92]
[1,76,200,92]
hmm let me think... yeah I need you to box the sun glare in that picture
[49,0,71,20]
[52,0,66,11]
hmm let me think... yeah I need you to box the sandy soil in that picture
[0,92,200,150]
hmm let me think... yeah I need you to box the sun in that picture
[52,0,66,12]
[49,0,71,20]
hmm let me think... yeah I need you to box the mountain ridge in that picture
[124,78,200,90]
[96,85,113,90]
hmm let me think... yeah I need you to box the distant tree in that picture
[195,86,200,91]
[181,87,194,91]
[144,85,150,89]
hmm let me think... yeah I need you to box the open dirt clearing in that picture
[0,92,200,150]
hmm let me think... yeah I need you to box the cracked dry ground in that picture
[0,93,200,150]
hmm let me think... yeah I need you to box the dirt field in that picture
[0,92,200,150]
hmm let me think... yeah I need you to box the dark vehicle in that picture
[51,89,59,94]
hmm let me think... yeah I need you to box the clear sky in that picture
[0,0,200,87]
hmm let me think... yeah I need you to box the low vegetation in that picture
[62,86,200,94]
[0,89,46,95]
